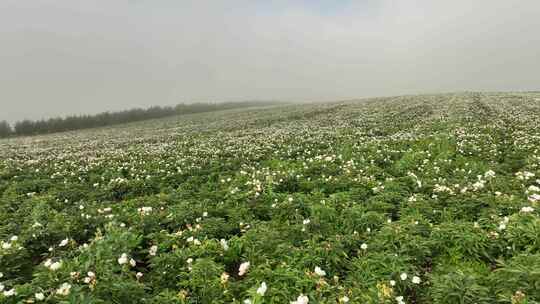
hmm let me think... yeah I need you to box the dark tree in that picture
[0,120,12,138]
[10,101,281,137]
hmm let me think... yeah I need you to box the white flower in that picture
[220,239,229,251]
[0,272,3,278]
[396,296,405,304]
[360,243,368,250]
[59,238,69,247]
[138,207,153,215]
[10,236,18,242]
[521,206,535,213]
[291,294,309,304]
[314,266,326,277]
[83,271,96,283]
[516,171,535,180]
[129,258,136,267]
[390,280,396,286]
[2,241,12,249]
[136,272,144,279]
[472,180,485,191]
[484,170,496,178]
[220,272,230,284]
[35,292,45,301]
[244,299,252,304]
[529,194,540,202]
[149,245,158,256]
[49,261,62,271]
[340,296,350,303]
[302,219,310,225]
[0,283,3,292]
[257,282,267,296]
[412,276,421,284]
[238,261,250,276]
[203,212,208,217]
[44,259,52,267]
[3,288,16,297]
[118,253,129,265]
[527,185,540,193]
[400,273,408,281]
[56,283,71,296]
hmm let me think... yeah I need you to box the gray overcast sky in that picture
[1,0,540,122]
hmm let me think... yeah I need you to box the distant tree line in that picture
[0,101,280,138]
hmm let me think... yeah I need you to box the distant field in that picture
[1,92,540,303]
[2,101,284,138]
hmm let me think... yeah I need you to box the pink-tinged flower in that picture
[291,294,309,304]
[238,261,250,276]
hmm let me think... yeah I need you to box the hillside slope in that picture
[1,92,540,303]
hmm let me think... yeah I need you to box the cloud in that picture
[0,0,539,122]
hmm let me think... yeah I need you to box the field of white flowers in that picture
[1,92,540,303]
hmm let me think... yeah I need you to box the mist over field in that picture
[1,0,540,122]
[2,92,540,303]
[2,2,540,303]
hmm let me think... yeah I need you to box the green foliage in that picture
[429,267,493,304]
[1,93,540,303]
